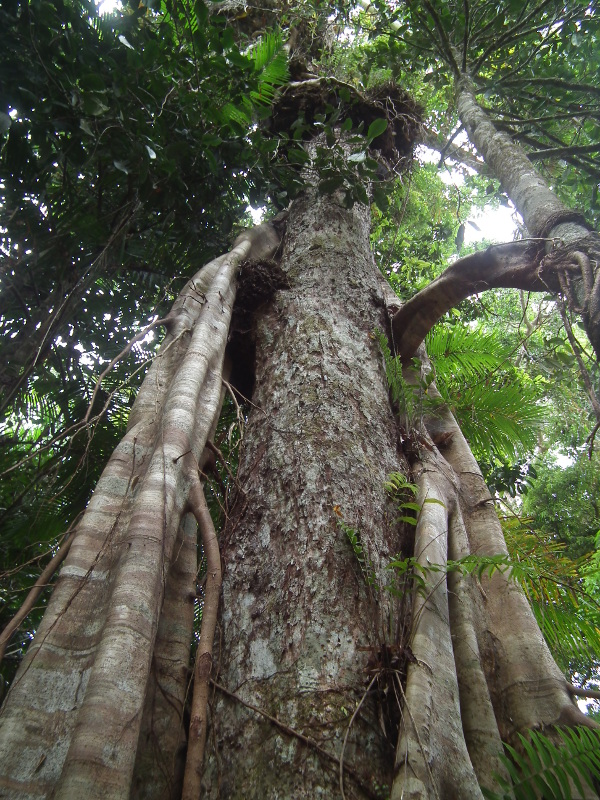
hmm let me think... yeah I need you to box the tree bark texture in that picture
[202,188,408,799]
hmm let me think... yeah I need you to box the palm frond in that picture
[456,381,545,460]
[249,32,289,106]
[427,323,545,460]
[532,601,600,673]
[482,727,600,800]
[426,324,509,383]
[502,516,600,673]
[218,99,253,128]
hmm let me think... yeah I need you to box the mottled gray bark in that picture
[202,187,408,799]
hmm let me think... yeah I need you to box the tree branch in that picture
[461,0,470,72]
[486,109,600,126]
[421,126,486,173]
[471,0,556,76]
[422,0,461,76]
[567,683,600,701]
[500,76,600,98]
[528,143,600,162]
[391,241,550,361]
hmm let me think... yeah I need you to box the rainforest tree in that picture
[1,1,600,798]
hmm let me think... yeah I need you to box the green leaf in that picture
[367,118,388,141]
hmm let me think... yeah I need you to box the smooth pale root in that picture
[0,228,278,800]
[447,512,510,794]
[392,462,485,800]
[432,404,583,732]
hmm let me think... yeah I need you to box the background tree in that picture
[1,1,600,798]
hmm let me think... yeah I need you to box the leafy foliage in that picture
[335,509,378,589]
[427,323,546,461]
[482,727,600,800]
[503,515,600,680]
[374,329,419,425]
[0,0,295,684]
[522,453,600,560]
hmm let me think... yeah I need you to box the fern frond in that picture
[426,324,509,383]
[374,329,418,424]
[249,32,289,106]
[483,727,600,800]
[456,381,545,460]
[426,322,546,461]
[532,600,600,673]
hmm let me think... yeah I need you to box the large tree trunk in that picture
[202,185,407,799]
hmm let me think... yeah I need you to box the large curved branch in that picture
[391,241,549,362]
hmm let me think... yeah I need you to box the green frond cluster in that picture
[250,32,290,105]
[535,603,600,675]
[374,330,418,424]
[482,727,600,800]
[219,32,289,126]
[427,324,505,381]
[503,517,600,675]
[426,323,546,461]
